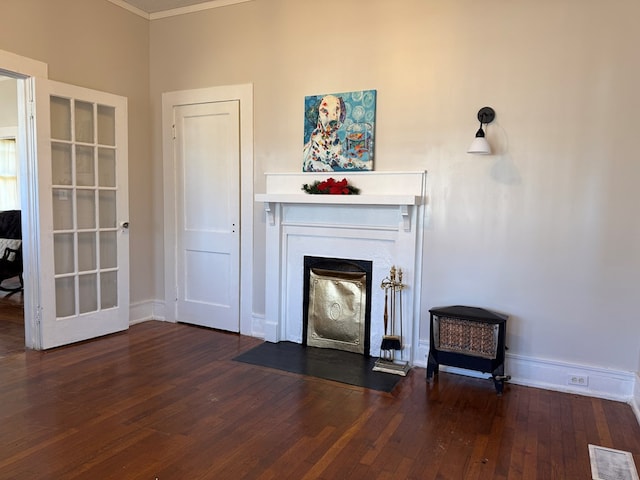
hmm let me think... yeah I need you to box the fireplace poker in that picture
[380,266,401,352]
[398,268,404,353]
[380,275,393,356]
[383,279,389,336]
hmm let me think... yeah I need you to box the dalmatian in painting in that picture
[303,94,368,172]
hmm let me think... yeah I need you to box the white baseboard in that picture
[129,299,167,325]
[504,353,635,402]
[415,340,637,405]
[633,372,640,426]
[250,312,265,339]
[129,299,263,334]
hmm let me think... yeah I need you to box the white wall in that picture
[150,0,640,377]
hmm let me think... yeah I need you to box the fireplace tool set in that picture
[373,266,411,376]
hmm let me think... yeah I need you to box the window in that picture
[0,138,18,211]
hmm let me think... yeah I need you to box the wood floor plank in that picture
[0,320,638,479]
[0,287,24,356]
[359,412,404,466]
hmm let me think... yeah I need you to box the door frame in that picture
[0,49,48,349]
[162,84,254,335]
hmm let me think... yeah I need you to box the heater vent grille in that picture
[434,315,499,359]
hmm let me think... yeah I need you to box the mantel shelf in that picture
[255,193,421,231]
[254,193,422,207]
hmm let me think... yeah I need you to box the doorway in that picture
[173,101,240,331]
[162,84,254,335]
[0,75,24,354]
[0,49,132,350]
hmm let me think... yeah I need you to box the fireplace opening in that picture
[302,256,372,356]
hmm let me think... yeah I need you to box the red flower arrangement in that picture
[301,177,360,195]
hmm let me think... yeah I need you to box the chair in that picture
[0,210,23,292]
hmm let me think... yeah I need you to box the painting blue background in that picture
[303,89,377,169]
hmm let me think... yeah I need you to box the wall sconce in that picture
[467,106,495,155]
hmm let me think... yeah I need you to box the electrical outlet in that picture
[568,375,589,386]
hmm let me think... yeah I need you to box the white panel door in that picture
[174,101,240,332]
[34,79,129,349]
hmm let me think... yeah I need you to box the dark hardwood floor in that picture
[0,278,25,356]
[0,320,638,479]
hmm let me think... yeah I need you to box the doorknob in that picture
[120,221,130,229]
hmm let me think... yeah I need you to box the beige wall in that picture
[151,0,640,372]
[0,0,154,304]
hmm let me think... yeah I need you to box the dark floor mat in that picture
[233,341,402,392]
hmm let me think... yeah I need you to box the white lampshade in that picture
[467,136,491,155]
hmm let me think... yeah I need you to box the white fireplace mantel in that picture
[256,171,425,231]
[256,171,427,365]
[256,194,421,231]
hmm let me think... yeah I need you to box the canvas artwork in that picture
[303,89,376,172]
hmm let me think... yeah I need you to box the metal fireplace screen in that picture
[433,315,499,359]
[307,268,366,354]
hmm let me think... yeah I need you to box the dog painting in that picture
[303,90,376,172]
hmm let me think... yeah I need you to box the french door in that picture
[33,79,129,349]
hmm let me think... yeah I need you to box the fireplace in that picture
[303,256,372,355]
[256,171,426,365]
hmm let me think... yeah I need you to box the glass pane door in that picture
[35,78,129,350]
[50,96,119,318]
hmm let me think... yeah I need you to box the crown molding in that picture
[106,0,253,20]
[150,0,253,19]
[106,0,151,19]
